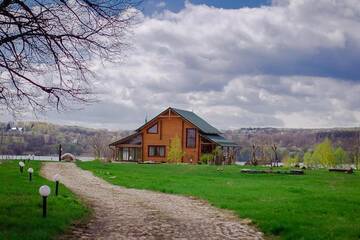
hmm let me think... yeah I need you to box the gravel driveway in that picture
[41,162,263,240]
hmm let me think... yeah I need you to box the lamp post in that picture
[53,174,60,196]
[39,185,51,217]
[58,144,62,162]
[19,161,25,173]
[28,168,34,181]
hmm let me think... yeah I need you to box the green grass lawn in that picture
[0,160,89,240]
[78,161,360,240]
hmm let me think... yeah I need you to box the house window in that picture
[148,146,165,157]
[122,147,129,160]
[147,123,158,134]
[186,128,196,148]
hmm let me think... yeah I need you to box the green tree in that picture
[303,151,313,167]
[281,151,289,165]
[334,147,348,166]
[283,155,300,168]
[167,135,185,163]
[312,138,336,168]
[212,146,223,165]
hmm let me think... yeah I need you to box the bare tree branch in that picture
[0,0,140,113]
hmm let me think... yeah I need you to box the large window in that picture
[122,147,129,160]
[186,128,196,148]
[118,147,141,161]
[147,123,158,134]
[148,145,165,157]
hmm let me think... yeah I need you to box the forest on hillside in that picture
[1,122,359,163]
[223,128,360,164]
[0,122,129,157]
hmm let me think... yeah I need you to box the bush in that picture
[200,153,213,164]
[283,155,300,168]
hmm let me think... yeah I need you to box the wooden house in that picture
[109,107,238,164]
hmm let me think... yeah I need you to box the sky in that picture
[141,0,272,15]
[2,0,360,130]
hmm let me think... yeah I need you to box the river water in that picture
[0,155,93,161]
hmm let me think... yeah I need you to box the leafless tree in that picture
[0,0,139,113]
[271,144,279,167]
[353,131,360,169]
[250,144,258,166]
[90,131,112,161]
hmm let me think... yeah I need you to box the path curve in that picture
[41,162,263,240]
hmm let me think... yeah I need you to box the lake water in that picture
[235,161,284,166]
[0,155,94,161]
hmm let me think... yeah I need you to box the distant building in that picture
[9,127,23,133]
[109,107,238,164]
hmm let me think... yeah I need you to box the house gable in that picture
[137,107,220,135]
[140,108,200,163]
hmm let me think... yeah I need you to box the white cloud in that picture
[11,0,360,130]
[156,1,166,8]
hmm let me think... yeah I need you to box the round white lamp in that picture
[39,185,51,197]
[53,174,61,182]
[19,161,25,173]
[28,168,34,181]
[53,174,61,196]
[39,185,51,217]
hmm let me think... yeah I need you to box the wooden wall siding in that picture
[160,120,163,140]
[141,109,200,163]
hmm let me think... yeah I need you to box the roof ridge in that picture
[171,107,191,112]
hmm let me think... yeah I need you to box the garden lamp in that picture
[19,161,25,173]
[53,174,61,196]
[39,185,51,217]
[28,168,34,181]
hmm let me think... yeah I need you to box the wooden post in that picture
[58,144,62,162]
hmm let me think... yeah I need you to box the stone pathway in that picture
[41,162,263,240]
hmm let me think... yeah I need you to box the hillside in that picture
[0,122,129,156]
[1,122,359,161]
[223,128,360,162]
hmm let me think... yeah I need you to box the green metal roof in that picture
[109,132,140,146]
[172,108,221,134]
[201,134,238,147]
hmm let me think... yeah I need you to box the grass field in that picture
[0,160,89,240]
[78,161,360,240]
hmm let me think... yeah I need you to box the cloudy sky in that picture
[4,0,360,130]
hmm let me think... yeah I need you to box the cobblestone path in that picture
[41,162,263,240]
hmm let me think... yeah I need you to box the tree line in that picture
[285,138,359,168]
